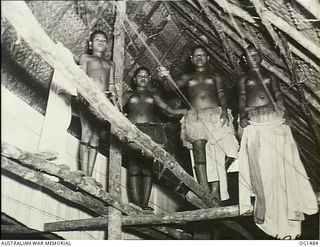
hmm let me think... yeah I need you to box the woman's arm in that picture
[157,67,190,91]
[122,91,133,108]
[238,74,250,128]
[79,54,88,73]
[153,94,187,117]
[271,74,284,105]
[215,73,229,126]
[108,61,118,97]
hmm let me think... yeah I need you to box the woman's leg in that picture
[128,154,142,206]
[79,108,91,176]
[192,140,210,192]
[88,127,99,177]
[141,158,153,210]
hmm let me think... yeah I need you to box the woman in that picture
[123,67,186,210]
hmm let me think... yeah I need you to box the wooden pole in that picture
[44,205,253,232]
[107,0,126,240]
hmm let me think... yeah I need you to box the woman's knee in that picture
[90,135,99,147]
[81,127,92,142]
[192,140,207,162]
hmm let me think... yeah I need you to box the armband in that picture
[109,82,115,85]
[218,89,225,94]
[104,91,115,97]
[238,91,246,96]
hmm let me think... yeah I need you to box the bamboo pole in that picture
[2,1,216,209]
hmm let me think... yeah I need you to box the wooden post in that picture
[107,0,126,240]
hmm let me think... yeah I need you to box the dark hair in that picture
[133,67,150,78]
[191,45,209,56]
[89,30,108,42]
[131,67,155,91]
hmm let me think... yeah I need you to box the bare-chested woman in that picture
[78,30,119,176]
[123,67,186,210]
[157,46,238,201]
[237,46,318,239]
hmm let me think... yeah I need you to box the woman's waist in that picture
[246,103,285,122]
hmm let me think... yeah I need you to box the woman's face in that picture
[191,48,209,67]
[135,69,150,87]
[91,33,108,53]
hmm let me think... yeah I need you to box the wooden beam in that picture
[1,143,192,240]
[1,225,46,235]
[125,205,253,226]
[263,11,320,60]
[1,142,136,214]
[0,224,63,239]
[44,205,253,232]
[288,43,320,72]
[295,0,320,20]
[205,0,257,25]
[1,157,109,216]
[2,1,216,209]
[207,1,320,71]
